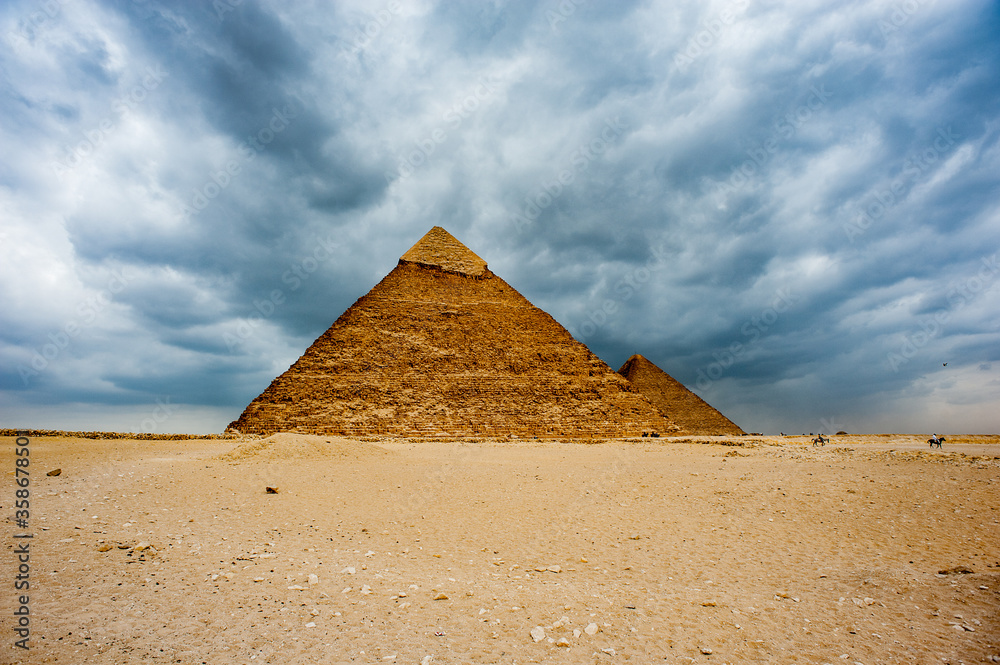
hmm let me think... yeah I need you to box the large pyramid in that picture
[228,227,679,438]
[617,354,744,435]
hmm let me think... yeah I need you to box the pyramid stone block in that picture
[617,354,744,435]
[228,227,678,438]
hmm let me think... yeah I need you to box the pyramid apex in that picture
[399,226,488,276]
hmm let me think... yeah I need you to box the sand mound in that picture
[217,432,392,462]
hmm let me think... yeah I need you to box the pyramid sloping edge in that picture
[618,354,745,436]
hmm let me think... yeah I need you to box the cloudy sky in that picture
[2,0,998,435]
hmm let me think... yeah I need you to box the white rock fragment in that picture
[530,626,546,642]
[555,637,570,647]
[585,623,599,635]
[341,567,356,575]
[308,574,319,585]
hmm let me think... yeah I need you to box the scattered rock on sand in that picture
[938,566,973,575]
[433,593,449,600]
[530,626,545,642]
[265,486,279,494]
[46,468,62,476]
[585,623,599,635]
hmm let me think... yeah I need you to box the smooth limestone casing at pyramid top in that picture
[228,227,680,438]
[617,354,745,436]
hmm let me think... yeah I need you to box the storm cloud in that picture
[1,0,998,434]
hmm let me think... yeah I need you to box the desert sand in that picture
[2,433,998,664]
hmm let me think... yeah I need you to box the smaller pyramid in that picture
[618,354,744,435]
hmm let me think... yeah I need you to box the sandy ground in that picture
[1,433,999,665]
